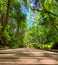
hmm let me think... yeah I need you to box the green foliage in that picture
[0,23,2,31]
[0,0,58,49]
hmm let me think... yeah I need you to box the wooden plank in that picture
[0,48,58,65]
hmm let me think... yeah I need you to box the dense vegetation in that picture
[0,0,58,49]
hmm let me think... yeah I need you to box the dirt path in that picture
[0,48,58,65]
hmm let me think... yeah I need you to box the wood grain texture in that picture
[0,48,58,65]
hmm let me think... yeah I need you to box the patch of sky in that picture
[30,0,35,3]
[20,1,39,27]
[30,0,40,10]
[20,4,32,27]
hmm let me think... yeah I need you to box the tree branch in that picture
[32,8,58,17]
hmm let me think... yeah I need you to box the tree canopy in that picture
[0,0,58,49]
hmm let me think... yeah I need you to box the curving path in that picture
[0,48,58,65]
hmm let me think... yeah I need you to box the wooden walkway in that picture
[0,48,58,65]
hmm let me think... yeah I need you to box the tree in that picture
[23,0,58,49]
[0,0,11,40]
[0,0,58,49]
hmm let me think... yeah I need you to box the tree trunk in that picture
[0,0,11,40]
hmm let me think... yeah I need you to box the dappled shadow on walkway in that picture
[0,48,58,65]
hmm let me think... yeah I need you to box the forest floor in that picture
[0,48,58,65]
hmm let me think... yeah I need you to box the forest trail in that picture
[0,48,58,65]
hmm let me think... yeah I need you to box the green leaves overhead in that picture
[0,0,58,49]
[55,0,58,2]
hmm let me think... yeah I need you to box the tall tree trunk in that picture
[0,0,11,40]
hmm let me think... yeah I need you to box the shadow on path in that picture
[0,48,58,65]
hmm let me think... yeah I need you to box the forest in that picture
[0,0,58,49]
